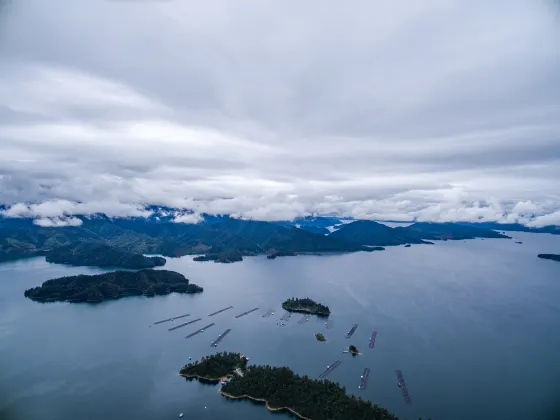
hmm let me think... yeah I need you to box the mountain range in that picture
[0,212,516,267]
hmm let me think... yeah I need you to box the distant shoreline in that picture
[220,391,311,420]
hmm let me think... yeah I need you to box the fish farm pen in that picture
[208,306,233,317]
[153,313,190,325]
[185,323,216,339]
[210,329,232,347]
[345,323,359,338]
[168,318,202,331]
[234,307,260,318]
[319,360,342,379]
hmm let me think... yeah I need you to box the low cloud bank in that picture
[1,196,558,228]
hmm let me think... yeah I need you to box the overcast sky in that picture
[0,0,559,226]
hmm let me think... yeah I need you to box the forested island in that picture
[266,250,298,259]
[282,297,331,316]
[538,254,560,262]
[193,249,244,263]
[45,242,166,268]
[180,353,398,420]
[347,345,360,355]
[24,269,202,303]
[221,365,397,420]
[179,352,248,381]
[315,333,327,342]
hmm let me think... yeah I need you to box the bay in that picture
[1,232,559,420]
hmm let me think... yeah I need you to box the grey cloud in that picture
[0,0,559,224]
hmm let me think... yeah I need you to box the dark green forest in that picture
[179,352,248,379]
[24,269,202,303]
[282,297,331,316]
[45,242,166,268]
[221,364,398,420]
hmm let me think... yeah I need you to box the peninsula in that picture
[179,352,248,382]
[282,297,331,316]
[24,269,203,303]
[180,353,398,420]
[537,254,560,262]
[45,242,166,268]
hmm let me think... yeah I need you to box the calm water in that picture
[1,232,560,420]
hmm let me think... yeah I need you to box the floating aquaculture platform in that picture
[319,360,342,379]
[168,317,202,331]
[153,313,190,325]
[359,368,370,390]
[261,309,275,318]
[369,331,377,349]
[234,307,260,319]
[297,314,311,324]
[208,306,233,317]
[345,324,359,338]
[211,329,232,347]
[395,370,411,404]
[280,311,292,321]
[185,323,215,339]
[325,319,333,329]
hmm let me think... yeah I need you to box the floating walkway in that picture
[319,360,342,379]
[280,312,292,321]
[153,313,190,325]
[168,317,202,331]
[208,306,233,317]
[297,314,311,324]
[261,309,275,318]
[211,329,232,347]
[234,307,260,319]
[395,370,411,404]
[345,324,359,338]
[185,323,215,339]
[325,319,333,329]
[359,368,370,390]
[369,331,377,349]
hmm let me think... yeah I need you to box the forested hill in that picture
[331,220,510,246]
[0,215,366,265]
[0,213,521,266]
[45,242,166,268]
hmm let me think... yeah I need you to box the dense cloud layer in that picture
[0,0,559,226]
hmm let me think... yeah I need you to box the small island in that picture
[194,249,243,263]
[179,352,248,382]
[266,250,298,259]
[315,333,327,342]
[538,254,560,262]
[24,269,203,303]
[45,242,166,269]
[347,344,360,355]
[180,353,398,420]
[282,297,331,316]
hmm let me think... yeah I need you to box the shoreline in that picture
[220,391,312,420]
[178,373,230,382]
[282,306,330,316]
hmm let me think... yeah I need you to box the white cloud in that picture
[0,0,559,225]
[33,216,83,227]
[172,212,203,224]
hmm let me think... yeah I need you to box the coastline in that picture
[282,305,330,316]
[220,390,312,420]
[178,373,229,382]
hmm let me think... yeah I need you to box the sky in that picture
[0,0,559,226]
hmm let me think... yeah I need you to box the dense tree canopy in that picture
[221,364,398,420]
[179,352,248,379]
[24,269,202,303]
[282,297,331,316]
